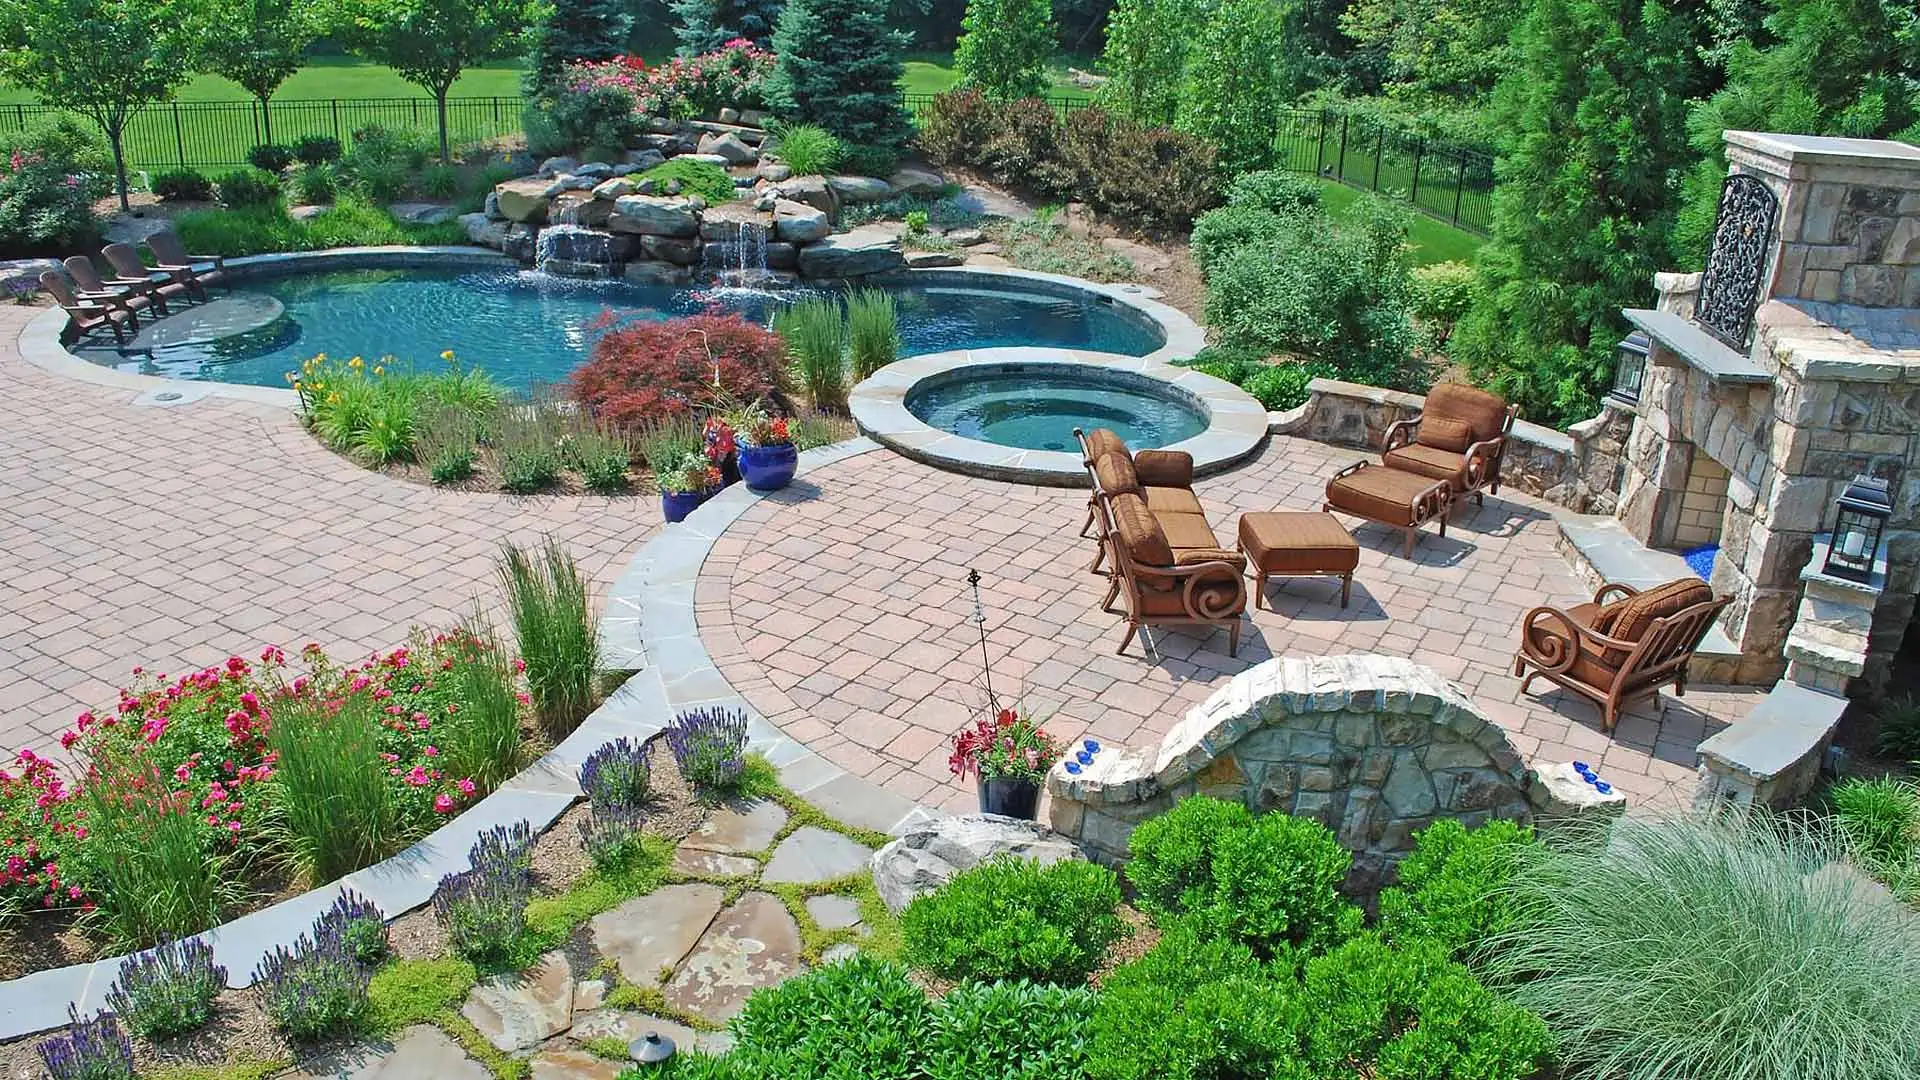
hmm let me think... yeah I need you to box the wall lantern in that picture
[1610,331,1650,404]
[1822,475,1892,583]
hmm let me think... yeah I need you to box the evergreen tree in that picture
[526,0,633,93]
[1338,0,1528,105]
[1449,0,1705,429]
[766,0,911,149]
[1175,0,1287,173]
[954,0,1055,100]
[671,0,783,53]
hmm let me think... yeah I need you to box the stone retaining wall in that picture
[1044,654,1618,893]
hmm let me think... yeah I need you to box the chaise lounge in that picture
[1513,577,1731,732]
[1077,428,1248,656]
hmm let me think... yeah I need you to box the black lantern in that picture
[1822,475,1892,583]
[1610,331,1650,404]
[629,1031,677,1067]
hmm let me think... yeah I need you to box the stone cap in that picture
[1725,131,1920,171]
[1696,682,1847,780]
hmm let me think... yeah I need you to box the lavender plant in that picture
[582,738,652,810]
[470,821,535,876]
[578,804,646,872]
[104,937,227,1038]
[313,889,389,967]
[38,1006,135,1080]
[253,930,372,1041]
[433,823,535,961]
[666,707,749,792]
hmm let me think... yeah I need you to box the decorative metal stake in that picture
[968,568,1000,712]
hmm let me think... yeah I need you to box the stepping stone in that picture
[289,1024,490,1080]
[682,800,788,854]
[461,951,576,1052]
[530,1049,624,1080]
[569,1010,736,1056]
[804,894,863,931]
[762,826,873,885]
[589,883,725,985]
[673,847,760,877]
[664,891,805,1022]
[574,979,607,1013]
[821,942,860,964]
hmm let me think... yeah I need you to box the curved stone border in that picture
[848,348,1269,485]
[874,265,1207,363]
[18,246,513,408]
[0,438,938,1042]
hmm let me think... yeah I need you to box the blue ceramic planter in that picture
[738,442,798,492]
[661,488,712,523]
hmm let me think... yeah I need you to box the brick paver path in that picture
[700,444,1761,814]
[0,305,660,756]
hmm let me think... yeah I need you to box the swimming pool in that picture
[72,268,1167,392]
[907,367,1207,452]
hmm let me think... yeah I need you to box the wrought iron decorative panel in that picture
[1694,173,1778,349]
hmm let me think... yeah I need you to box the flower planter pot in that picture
[661,488,712,523]
[719,451,741,488]
[977,776,1041,820]
[738,442,798,492]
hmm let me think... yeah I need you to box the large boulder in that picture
[775,176,839,218]
[772,199,830,244]
[797,228,904,277]
[871,815,1085,912]
[888,167,946,196]
[592,176,640,201]
[608,195,700,237]
[549,191,612,228]
[537,156,578,178]
[826,175,892,204]
[459,212,509,249]
[906,250,965,268]
[699,203,771,241]
[572,161,615,179]
[622,148,668,171]
[624,260,695,286]
[697,132,758,166]
[494,178,554,224]
[680,152,735,168]
[641,234,702,265]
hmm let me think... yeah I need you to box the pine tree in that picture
[526,0,634,93]
[954,0,1055,101]
[1449,0,1706,428]
[766,0,911,149]
[671,0,784,54]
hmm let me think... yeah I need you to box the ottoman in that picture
[1238,512,1360,609]
[1324,460,1453,558]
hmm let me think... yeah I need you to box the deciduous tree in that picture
[954,0,1055,100]
[196,0,323,144]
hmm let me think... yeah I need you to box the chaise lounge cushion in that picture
[1609,578,1713,647]
[1144,485,1206,516]
[1415,416,1475,453]
[1092,452,1143,498]
[1109,493,1174,570]
[1425,383,1510,443]
[1382,442,1468,485]
[1083,428,1128,464]
[1155,511,1220,552]
[1134,449,1194,488]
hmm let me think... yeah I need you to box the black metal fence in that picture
[901,93,1493,235]
[0,97,525,173]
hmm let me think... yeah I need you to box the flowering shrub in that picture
[0,148,96,256]
[947,707,1060,784]
[562,41,774,120]
[582,739,652,810]
[667,708,748,792]
[702,416,737,464]
[314,889,390,967]
[254,927,372,1041]
[104,937,227,1039]
[38,1006,134,1080]
[656,450,724,494]
[433,823,534,961]
[578,804,646,872]
[570,313,789,429]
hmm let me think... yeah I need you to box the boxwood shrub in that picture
[728,954,929,1080]
[1377,818,1535,959]
[902,855,1124,985]
[928,980,1094,1080]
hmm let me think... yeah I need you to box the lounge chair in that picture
[62,255,164,318]
[145,231,227,298]
[39,270,140,345]
[1076,427,1247,656]
[1513,577,1731,732]
[103,242,196,311]
[1380,383,1520,506]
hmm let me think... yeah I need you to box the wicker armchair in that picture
[1513,578,1730,732]
[1381,383,1520,506]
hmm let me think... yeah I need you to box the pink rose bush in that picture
[562,40,774,120]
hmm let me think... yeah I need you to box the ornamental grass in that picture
[846,288,901,379]
[267,690,399,886]
[496,537,601,738]
[775,297,849,413]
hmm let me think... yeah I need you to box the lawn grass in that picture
[0,55,528,106]
[900,52,1098,102]
[1315,179,1485,265]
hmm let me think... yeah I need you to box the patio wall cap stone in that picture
[1293,377,1577,455]
[0,436,940,1043]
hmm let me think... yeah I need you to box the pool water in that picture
[76,269,1164,391]
[908,370,1207,452]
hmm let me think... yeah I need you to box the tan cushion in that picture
[1092,452,1142,498]
[1083,428,1129,464]
[1154,510,1221,551]
[1135,449,1193,488]
[1610,578,1713,646]
[1425,383,1510,443]
[1174,547,1247,573]
[1416,416,1474,452]
[1110,493,1173,567]
[1326,466,1444,527]
[1144,485,1205,516]
[1524,617,1622,688]
[1238,512,1359,574]
[1382,443,1465,486]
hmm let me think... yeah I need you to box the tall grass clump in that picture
[567,414,635,494]
[634,414,702,469]
[846,288,901,378]
[775,297,849,413]
[266,691,398,884]
[435,619,526,791]
[81,753,231,947]
[1874,692,1920,760]
[494,400,567,493]
[1484,811,1920,1080]
[414,403,482,484]
[772,124,844,176]
[497,537,601,738]
[1831,776,1920,900]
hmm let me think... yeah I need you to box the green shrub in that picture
[1205,812,1363,957]
[267,690,399,884]
[1831,776,1920,883]
[215,167,281,207]
[839,142,900,179]
[1378,819,1535,960]
[928,980,1093,1080]
[496,536,601,738]
[292,135,343,165]
[545,84,645,159]
[247,144,295,173]
[953,0,1053,100]
[916,87,1002,166]
[640,158,735,205]
[1873,693,1920,760]
[1225,170,1323,215]
[845,288,900,378]
[729,954,929,1080]
[1125,795,1252,921]
[772,123,843,175]
[568,416,635,493]
[150,169,213,202]
[1241,361,1334,411]
[495,404,566,493]
[1485,811,1920,1080]
[417,163,460,200]
[1189,204,1283,275]
[290,162,338,204]
[349,158,411,203]
[1410,260,1476,348]
[775,296,849,412]
[348,123,430,171]
[903,856,1124,985]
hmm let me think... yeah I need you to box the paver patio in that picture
[0,304,660,755]
[698,444,1763,813]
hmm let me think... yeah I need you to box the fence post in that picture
[331,99,341,142]
[1371,125,1385,191]
[173,102,185,167]
[1336,115,1349,180]
[1409,138,1424,209]
[1314,111,1326,174]
[1452,156,1467,226]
